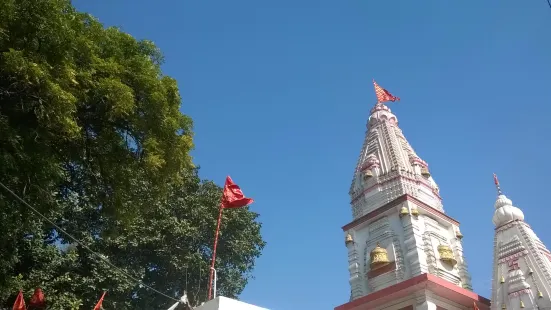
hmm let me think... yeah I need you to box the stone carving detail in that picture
[346,236,363,300]
[518,223,551,285]
[452,238,472,290]
[362,218,405,293]
[424,216,441,232]
[369,216,390,235]
[498,235,526,261]
[423,230,462,286]
[507,269,530,295]
[423,232,438,276]
[361,154,380,171]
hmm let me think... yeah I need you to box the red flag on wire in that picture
[221,176,254,209]
[373,80,400,103]
[29,288,46,309]
[93,291,106,310]
[493,173,499,186]
[473,302,480,310]
[12,290,25,310]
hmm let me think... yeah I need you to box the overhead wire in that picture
[0,181,181,303]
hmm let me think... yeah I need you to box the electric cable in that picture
[0,181,181,303]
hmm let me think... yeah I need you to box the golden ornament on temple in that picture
[437,244,457,266]
[500,276,505,283]
[345,233,354,246]
[501,304,506,309]
[410,207,420,217]
[528,267,533,275]
[399,206,409,217]
[363,169,373,180]
[538,291,544,298]
[370,243,391,270]
[421,167,431,177]
[520,300,525,308]
[456,231,463,240]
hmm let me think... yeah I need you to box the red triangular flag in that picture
[93,291,106,310]
[473,301,480,310]
[221,176,254,209]
[373,80,400,103]
[29,288,46,309]
[12,290,25,310]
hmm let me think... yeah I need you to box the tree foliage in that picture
[0,0,265,308]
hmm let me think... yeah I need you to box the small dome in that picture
[492,194,524,227]
[369,103,397,125]
[370,103,391,114]
[494,195,513,209]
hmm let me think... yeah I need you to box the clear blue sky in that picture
[72,1,551,309]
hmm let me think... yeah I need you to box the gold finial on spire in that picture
[494,173,503,196]
[345,233,354,246]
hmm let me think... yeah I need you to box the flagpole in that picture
[208,202,224,300]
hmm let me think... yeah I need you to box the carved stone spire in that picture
[349,102,442,219]
[491,177,551,310]
[342,98,472,303]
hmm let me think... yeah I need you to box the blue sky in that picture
[72,1,551,309]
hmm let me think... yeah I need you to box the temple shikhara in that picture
[335,81,551,310]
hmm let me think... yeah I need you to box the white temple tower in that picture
[336,82,489,310]
[490,177,551,310]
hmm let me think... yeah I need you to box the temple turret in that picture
[340,81,476,308]
[491,175,551,310]
[349,102,443,219]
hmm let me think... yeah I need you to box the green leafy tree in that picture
[0,0,265,308]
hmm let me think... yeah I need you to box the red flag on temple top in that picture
[473,301,480,310]
[373,80,400,103]
[93,291,106,310]
[29,288,46,309]
[12,291,25,310]
[221,176,254,209]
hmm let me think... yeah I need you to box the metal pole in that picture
[211,267,218,299]
[208,204,223,300]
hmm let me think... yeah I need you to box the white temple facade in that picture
[491,190,551,310]
[336,85,551,309]
[336,92,489,310]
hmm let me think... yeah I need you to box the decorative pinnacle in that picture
[493,173,503,196]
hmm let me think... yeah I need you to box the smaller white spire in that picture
[492,174,525,227]
[492,194,525,227]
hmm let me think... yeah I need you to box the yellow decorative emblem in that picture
[421,167,431,177]
[345,233,354,246]
[370,243,390,270]
[437,244,457,266]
